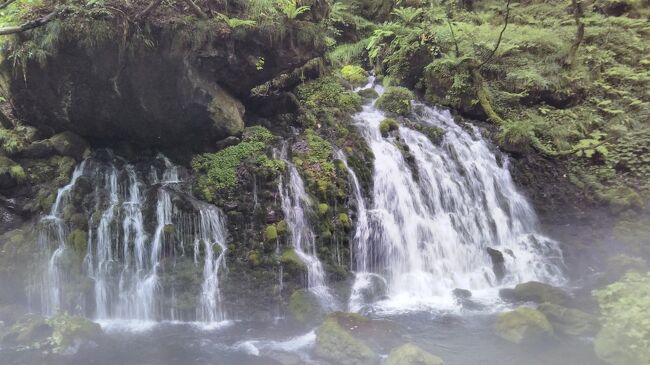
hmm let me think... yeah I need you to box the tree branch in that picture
[479,0,511,69]
[0,9,60,36]
[0,0,18,10]
[564,0,584,67]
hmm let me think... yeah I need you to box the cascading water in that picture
[35,152,228,323]
[275,144,336,309]
[348,79,564,312]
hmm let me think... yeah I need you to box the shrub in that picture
[340,65,368,87]
[379,118,399,137]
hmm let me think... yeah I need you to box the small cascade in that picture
[348,80,564,312]
[275,144,335,309]
[35,152,228,322]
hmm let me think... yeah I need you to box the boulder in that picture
[499,281,569,305]
[375,87,414,116]
[19,131,89,160]
[537,302,599,337]
[315,312,379,365]
[386,343,444,365]
[495,307,553,344]
[2,19,324,149]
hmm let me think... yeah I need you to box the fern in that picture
[392,7,423,25]
[216,13,257,28]
[276,0,310,20]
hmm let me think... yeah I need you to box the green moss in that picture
[318,203,330,215]
[341,65,368,87]
[375,87,414,116]
[67,229,87,254]
[386,344,444,365]
[265,224,278,241]
[537,303,599,337]
[296,75,362,114]
[379,118,399,137]
[288,289,323,322]
[0,156,26,185]
[495,307,554,344]
[47,313,102,354]
[293,129,338,196]
[192,126,277,201]
[315,313,378,365]
[276,220,288,235]
[338,213,350,226]
[593,272,650,365]
[280,248,306,272]
[357,88,379,100]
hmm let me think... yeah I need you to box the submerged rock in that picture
[499,281,569,305]
[495,307,553,344]
[315,312,379,365]
[537,303,599,337]
[386,343,444,365]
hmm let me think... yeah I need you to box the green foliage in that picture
[329,38,371,66]
[318,202,329,215]
[593,272,650,365]
[340,64,367,87]
[574,131,608,159]
[379,118,399,137]
[375,86,414,116]
[276,0,310,20]
[192,126,278,201]
[216,13,257,28]
[391,7,423,25]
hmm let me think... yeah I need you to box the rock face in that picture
[386,344,444,365]
[486,247,506,282]
[2,21,324,148]
[499,281,569,305]
[315,313,379,365]
[495,307,554,344]
[537,303,599,337]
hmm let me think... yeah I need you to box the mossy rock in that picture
[280,249,306,272]
[0,156,26,189]
[341,65,368,87]
[380,118,399,137]
[358,88,379,100]
[0,314,52,347]
[288,289,323,323]
[339,212,350,226]
[375,87,414,116]
[48,132,89,160]
[386,343,444,365]
[265,224,278,241]
[276,220,288,235]
[47,313,102,353]
[593,272,650,365]
[537,302,599,337]
[499,281,569,305]
[315,312,378,365]
[67,229,87,254]
[495,307,554,344]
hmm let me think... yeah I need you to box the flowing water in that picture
[32,152,228,323]
[347,79,564,313]
[275,144,336,310]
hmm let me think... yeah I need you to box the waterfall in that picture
[36,152,228,322]
[348,80,564,312]
[275,144,336,309]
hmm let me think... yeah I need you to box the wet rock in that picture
[19,132,89,160]
[537,302,599,337]
[486,247,506,282]
[451,288,484,311]
[386,343,444,365]
[358,88,379,100]
[452,288,472,299]
[215,136,241,150]
[0,314,52,348]
[495,307,553,344]
[315,312,379,365]
[499,281,569,305]
[288,289,323,323]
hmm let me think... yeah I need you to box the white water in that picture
[275,144,336,310]
[348,80,564,313]
[35,153,228,323]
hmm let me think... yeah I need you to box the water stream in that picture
[347,79,564,313]
[33,152,228,323]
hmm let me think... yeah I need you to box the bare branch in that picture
[181,0,208,19]
[479,0,511,69]
[0,9,60,36]
[565,0,585,67]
